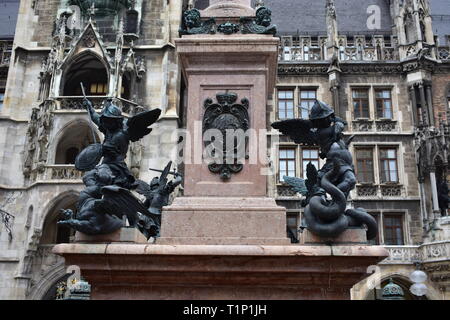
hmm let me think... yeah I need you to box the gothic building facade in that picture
[260,0,450,299]
[0,0,449,300]
[0,0,183,299]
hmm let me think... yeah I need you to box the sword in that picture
[149,168,177,175]
[80,82,97,144]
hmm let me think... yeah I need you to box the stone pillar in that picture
[418,83,429,126]
[425,83,435,127]
[430,171,442,218]
[158,0,289,245]
[409,85,419,126]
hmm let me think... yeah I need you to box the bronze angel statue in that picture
[272,100,377,240]
[59,97,163,239]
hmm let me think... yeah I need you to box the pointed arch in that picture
[52,118,100,164]
[40,190,79,245]
[60,51,110,96]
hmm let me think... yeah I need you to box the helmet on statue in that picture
[309,100,334,120]
[100,100,123,119]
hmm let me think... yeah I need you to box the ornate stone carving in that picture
[82,28,96,48]
[356,185,378,197]
[178,9,215,36]
[277,185,298,197]
[203,92,250,180]
[381,185,403,197]
[69,0,130,16]
[380,246,420,265]
[217,22,240,35]
[376,120,397,132]
[23,108,39,177]
[352,119,373,132]
[240,6,277,35]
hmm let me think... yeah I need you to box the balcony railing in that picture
[380,241,450,265]
[352,119,398,133]
[355,184,404,198]
[55,96,144,115]
[380,245,420,265]
[36,165,83,181]
[278,35,398,62]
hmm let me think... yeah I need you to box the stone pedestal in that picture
[74,227,148,244]
[158,197,290,245]
[53,243,388,300]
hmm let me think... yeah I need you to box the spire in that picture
[325,0,339,59]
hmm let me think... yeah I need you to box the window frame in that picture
[277,88,295,120]
[352,87,370,119]
[276,86,318,120]
[379,147,399,184]
[301,148,320,179]
[382,213,405,245]
[299,89,317,119]
[355,147,375,184]
[278,146,297,182]
[375,88,393,120]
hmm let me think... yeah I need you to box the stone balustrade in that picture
[380,241,450,265]
[276,184,300,198]
[278,35,398,62]
[37,165,83,181]
[55,97,144,115]
[355,184,404,198]
[380,245,420,265]
[352,119,398,133]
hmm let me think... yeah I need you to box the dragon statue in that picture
[272,100,377,240]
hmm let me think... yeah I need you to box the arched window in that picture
[62,54,108,96]
[55,121,99,164]
[40,193,78,245]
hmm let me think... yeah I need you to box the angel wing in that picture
[283,176,308,195]
[126,109,162,142]
[271,119,317,145]
[134,179,152,199]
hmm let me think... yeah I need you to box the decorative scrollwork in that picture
[381,185,403,197]
[356,185,378,197]
[217,22,240,35]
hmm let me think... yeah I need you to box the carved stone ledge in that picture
[376,119,397,132]
[352,119,373,132]
[277,184,299,197]
[356,185,378,197]
[380,184,403,197]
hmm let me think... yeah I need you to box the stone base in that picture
[301,228,368,245]
[157,197,291,245]
[74,227,148,244]
[53,243,389,300]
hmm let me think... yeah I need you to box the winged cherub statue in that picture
[59,98,163,238]
[272,100,377,240]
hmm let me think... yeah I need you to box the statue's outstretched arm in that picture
[83,98,100,126]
